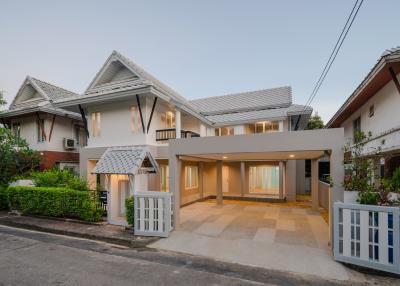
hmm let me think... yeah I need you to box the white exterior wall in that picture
[341,75,400,144]
[86,97,204,148]
[10,114,80,153]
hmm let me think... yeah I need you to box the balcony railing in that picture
[156,128,200,142]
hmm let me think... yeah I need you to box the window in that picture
[161,111,175,129]
[130,106,142,133]
[353,117,361,143]
[37,119,45,142]
[160,165,169,192]
[184,165,198,189]
[250,121,279,133]
[369,105,374,117]
[91,112,101,137]
[74,125,81,145]
[12,122,20,140]
[215,127,234,136]
[249,165,280,195]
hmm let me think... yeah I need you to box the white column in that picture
[240,161,245,197]
[311,159,319,210]
[199,162,204,199]
[216,160,223,205]
[169,155,181,228]
[278,120,284,132]
[175,109,181,139]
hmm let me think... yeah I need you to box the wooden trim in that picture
[136,94,146,133]
[389,67,400,95]
[48,114,56,142]
[146,97,158,133]
[35,112,47,141]
[78,104,89,138]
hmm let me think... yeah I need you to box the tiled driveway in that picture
[150,201,355,281]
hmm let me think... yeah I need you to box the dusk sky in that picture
[0,0,399,122]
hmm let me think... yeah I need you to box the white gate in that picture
[134,191,173,237]
[333,202,400,274]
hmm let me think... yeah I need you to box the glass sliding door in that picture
[249,165,279,195]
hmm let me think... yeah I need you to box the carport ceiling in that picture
[180,150,326,162]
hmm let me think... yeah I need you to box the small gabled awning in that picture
[92,147,158,175]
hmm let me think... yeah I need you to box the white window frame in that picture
[161,111,175,129]
[37,119,45,143]
[12,122,21,140]
[130,106,142,134]
[91,112,101,137]
[184,165,199,190]
[253,121,279,133]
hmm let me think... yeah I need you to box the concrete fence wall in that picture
[318,180,330,210]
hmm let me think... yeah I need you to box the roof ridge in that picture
[190,86,292,102]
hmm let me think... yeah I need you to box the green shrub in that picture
[7,186,103,222]
[358,191,380,205]
[392,167,400,192]
[125,197,134,226]
[0,185,9,210]
[31,169,90,192]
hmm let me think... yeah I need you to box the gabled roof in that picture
[9,76,78,110]
[327,47,400,128]
[92,147,159,175]
[0,76,81,121]
[190,86,292,116]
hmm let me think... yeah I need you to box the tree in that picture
[306,113,324,130]
[0,128,41,185]
[0,90,6,107]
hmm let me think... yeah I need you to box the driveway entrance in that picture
[150,201,354,281]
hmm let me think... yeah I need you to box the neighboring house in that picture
[53,50,318,226]
[0,76,86,172]
[326,47,400,178]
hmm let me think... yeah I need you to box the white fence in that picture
[134,191,173,237]
[318,180,330,210]
[333,202,399,274]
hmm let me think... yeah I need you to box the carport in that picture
[168,128,344,243]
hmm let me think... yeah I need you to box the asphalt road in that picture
[0,225,397,286]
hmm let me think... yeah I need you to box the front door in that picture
[118,180,130,217]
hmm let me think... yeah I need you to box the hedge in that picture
[0,186,8,210]
[7,186,104,222]
[125,197,134,226]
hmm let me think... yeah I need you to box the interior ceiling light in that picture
[289,154,295,158]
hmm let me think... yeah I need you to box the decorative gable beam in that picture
[147,97,158,133]
[35,112,47,141]
[78,104,89,138]
[389,67,400,96]
[48,115,56,142]
[136,94,146,133]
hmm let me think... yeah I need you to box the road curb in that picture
[0,219,157,248]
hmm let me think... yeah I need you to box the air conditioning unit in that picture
[64,138,76,150]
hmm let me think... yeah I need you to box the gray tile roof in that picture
[30,77,78,101]
[190,86,292,116]
[92,147,158,175]
[206,104,312,126]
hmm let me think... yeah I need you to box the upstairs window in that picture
[161,111,175,129]
[250,121,279,133]
[130,106,142,133]
[369,105,374,117]
[91,112,101,137]
[184,165,198,189]
[353,117,361,143]
[215,127,234,136]
[37,119,45,143]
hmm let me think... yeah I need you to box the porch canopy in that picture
[92,146,158,175]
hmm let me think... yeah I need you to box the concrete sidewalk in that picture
[0,212,157,248]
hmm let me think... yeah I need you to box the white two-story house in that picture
[327,47,400,178]
[0,76,86,172]
[54,51,316,226]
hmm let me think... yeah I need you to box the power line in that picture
[295,0,365,130]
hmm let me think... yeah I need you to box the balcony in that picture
[156,128,200,142]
